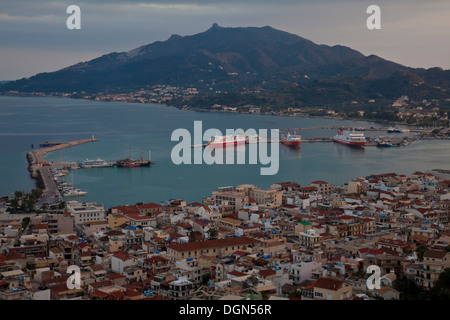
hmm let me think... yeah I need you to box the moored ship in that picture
[80,158,115,168]
[280,132,301,146]
[208,134,246,147]
[116,157,152,167]
[333,130,366,146]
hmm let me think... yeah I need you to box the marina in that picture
[26,135,156,205]
[26,136,98,206]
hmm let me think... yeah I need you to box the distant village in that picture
[7,86,450,128]
[1,169,450,300]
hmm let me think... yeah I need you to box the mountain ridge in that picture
[1,24,449,107]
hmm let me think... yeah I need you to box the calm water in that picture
[1,96,449,208]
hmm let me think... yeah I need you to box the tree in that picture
[9,198,19,213]
[202,273,211,285]
[416,244,427,260]
[393,276,424,300]
[188,231,196,242]
[288,290,302,299]
[14,190,24,199]
[26,196,36,212]
[31,188,43,199]
[247,275,259,287]
[429,268,450,300]
[22,217,31,231]
[207,228,218,240]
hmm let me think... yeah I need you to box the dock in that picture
[27,136,98,207]
[39,142,62,147]
[279,126,427,133]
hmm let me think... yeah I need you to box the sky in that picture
[1,0,450,80]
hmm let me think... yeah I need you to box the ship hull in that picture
[333,138,366,146]
[281,140,301,146]
[208,140,245,147]
[119,163,141,167]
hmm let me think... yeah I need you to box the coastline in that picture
[0,92,437,130]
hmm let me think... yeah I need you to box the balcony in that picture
[423,268,441,274]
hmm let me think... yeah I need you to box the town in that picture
[1,169,450,300]
[5,88,450,129]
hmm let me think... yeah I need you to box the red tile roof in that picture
[107,273,126,280]
[424,249,448,259]
[113,251,130,261]
[313,277,344,291]
[91,290,109,298]
[228,270,247,277]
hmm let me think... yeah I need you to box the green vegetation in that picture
[288,290,302,299]
[207,228,218,240]
[7,188,43,213]
[416,244,427,260]
[429,268,450,300]
[21,217,31,231]
[393,276,425,300]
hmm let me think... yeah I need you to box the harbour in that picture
[1,96,449,209]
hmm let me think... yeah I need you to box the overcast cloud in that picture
[1,0,449,80]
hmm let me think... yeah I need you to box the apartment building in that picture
[66,201,106,225]
[166,236,258,262]
[422,249,450,289]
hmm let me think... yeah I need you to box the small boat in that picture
[387,127,396,133]
[63,188,87,197]
[377,140,393,147]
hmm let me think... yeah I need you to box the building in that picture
[66,201,106,225]
[422,249,450,289]
[312,277,352,300]
[249,188,282,207]
[169,277,194,300]
[33,213,74,234]
[166,237,258,262]
[299,229,321,249]
[211,187,248,211]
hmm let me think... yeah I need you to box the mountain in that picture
[1,24,449,106]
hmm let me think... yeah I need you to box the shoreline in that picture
[0,93,439,130]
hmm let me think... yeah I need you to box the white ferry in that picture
[208,134,246,147]
[80,158,115,168]
[333,130,366,146]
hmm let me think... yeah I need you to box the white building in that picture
[66,201,106,225]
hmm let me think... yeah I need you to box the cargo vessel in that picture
[280,132,301,146]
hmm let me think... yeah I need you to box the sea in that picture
[1,95,449,209]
